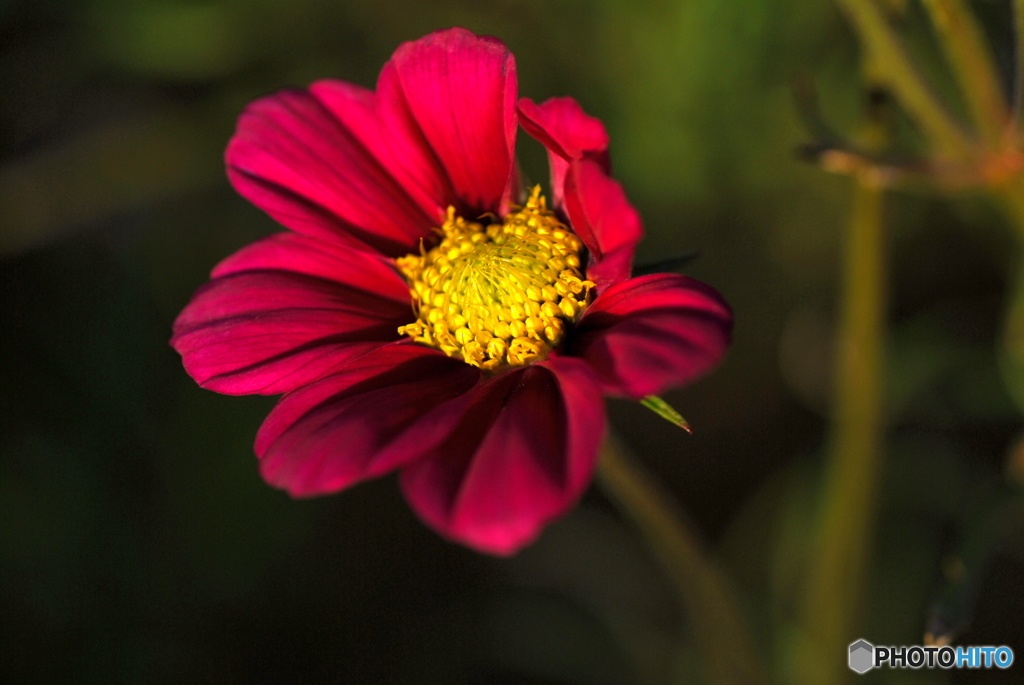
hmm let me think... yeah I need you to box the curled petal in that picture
[519,98,641,286]
[171,237,412,395]
[226,87,435,256]
[399,357,605,556]
[517,96,609,205]
[385,27,518,216]
[257,344,482,497]
[562,159,643,287]
[569,273,732,398]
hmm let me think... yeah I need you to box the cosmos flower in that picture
[171,28,732,555]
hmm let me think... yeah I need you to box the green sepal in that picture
[640,395,692,433]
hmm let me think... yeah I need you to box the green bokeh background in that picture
[3,0,1024,683]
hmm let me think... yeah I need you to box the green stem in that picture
[1016,0,1024,130]
[997,189,1024,425]
[596,436,765,685]
[920,0,1009,146]
[799,176,887,685]
[835,0,974,157]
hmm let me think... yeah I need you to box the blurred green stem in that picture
[596,436,765,685]
[800,175,887,685]
[998,184,1024,382]
[1016,0,1024,125]
[919,0,1009,145]
[835,0,973,156]
[995,3,1024,363]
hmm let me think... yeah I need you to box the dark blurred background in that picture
[3,0,1024,683]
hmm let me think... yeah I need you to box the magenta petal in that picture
[211,231,410,301]
[171,242,413,394]
[569,273,733,398]
[518,98,642,285]
[385,28,517,215]
[517,96,610,206]
[313,77,450,226]
[563,159,644,287]
[226,87,435,256]
[399,357,605,556]
[257,344,481,497]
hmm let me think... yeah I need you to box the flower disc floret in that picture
[397,187,594,371]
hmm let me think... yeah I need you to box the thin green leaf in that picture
[640,395,692,433]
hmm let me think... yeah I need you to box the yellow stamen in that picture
[397,186,594,372]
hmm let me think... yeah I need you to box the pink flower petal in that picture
[399,357,605,556]
[569,273,733,398]
[226,87,436,256]
[171,236,413,395]
[311,77,450,226]
[385,28,517,216]
[518,98,642,286]
[257,344,482,497]
[517,96,609,206]
[211,231,410,299]
[562,159,644,287]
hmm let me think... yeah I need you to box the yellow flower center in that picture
[396,186,594,372]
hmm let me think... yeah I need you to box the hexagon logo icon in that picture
[849,639,874,674]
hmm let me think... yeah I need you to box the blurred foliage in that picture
[3,0,1024,683]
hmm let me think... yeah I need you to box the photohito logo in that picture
[848,639,1014,673]
[849,640,874,674]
